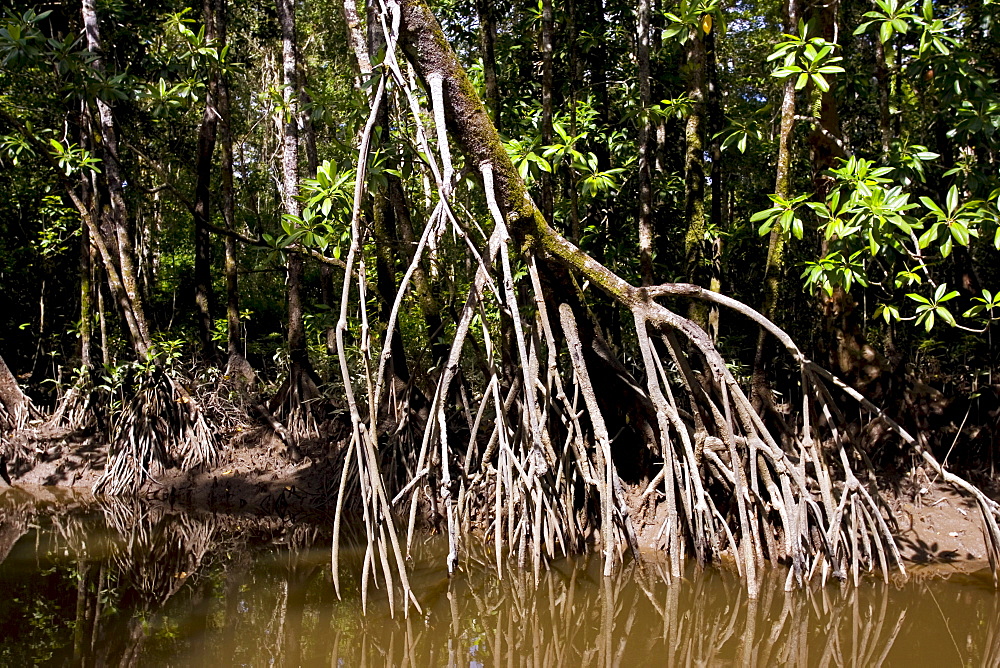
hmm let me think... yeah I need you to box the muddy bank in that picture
[892,476,993,576]
[2,425,994,577]
[6,423,347,519]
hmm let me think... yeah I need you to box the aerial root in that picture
[340,151,925,600]
[649,283,1000,587]
[94,367,216,496]
[268,363,325,456]
[49,366,98,432]
[321,0,1000,609]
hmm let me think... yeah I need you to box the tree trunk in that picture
[320,265,337,372]
[77,99,94,370]
[476,0,500,129]
[539,0,555,223]
[0,354,30,484]
[637,0,655,285]
[97,265,109,365]
[588,0,610,139]
[705,23,724,341]
[751,0,797,410]
[808,0,845,190]
[341,0,371,86]
[193,0,220,362]
[216,0,254,383]
[81,0,153,357]
[808,0,881,390]
[80,199,93,370]
[275,0,310,373]
[567,0,581,243]
[0,354,29,423]
[682,24,708,326]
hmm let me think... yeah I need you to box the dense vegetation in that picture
[0,0,998,604]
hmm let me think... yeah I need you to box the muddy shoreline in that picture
[3,427,994,579]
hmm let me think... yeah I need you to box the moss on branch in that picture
[397,0,638,306]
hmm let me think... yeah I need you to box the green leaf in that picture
[918,224,940,248]
[792,216,804,239]
[779,209,794,231]
[880,21,893,43]
[878,304,900,322]
[950,223,970,246]
[963,305,983,318]
[936,306,956,326]
[518,159,531,180]
[806,201,829,218]
[771,66,800,78]
[945,185,959,214]
[919,195,944,216]
[939,289,959,302]
[750,207,779,222]
[868,229,880,255]
[529,152,552,173]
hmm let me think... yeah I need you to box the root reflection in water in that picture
[0,504,997,667]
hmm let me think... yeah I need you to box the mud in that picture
[8,423,349,519]
[2,423,995,577]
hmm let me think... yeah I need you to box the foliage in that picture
[768,20,846,92]
[0,0,995,534]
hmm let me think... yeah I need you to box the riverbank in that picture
[6,421,348,518]
[2,422,994,578]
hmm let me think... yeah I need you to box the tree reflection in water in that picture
[0,498,997,666]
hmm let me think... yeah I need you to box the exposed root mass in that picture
[2,0,998,622]
[94,368,216,496]
[313,0,1000,612]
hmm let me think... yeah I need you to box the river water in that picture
[0,488,997,667]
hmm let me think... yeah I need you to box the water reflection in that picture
[0,491,997,666]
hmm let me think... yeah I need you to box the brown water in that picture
[0,490,997,667]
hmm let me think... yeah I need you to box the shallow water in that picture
[0,490,997,667]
